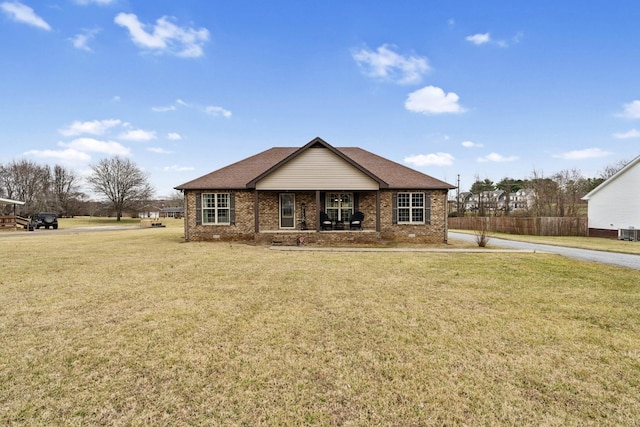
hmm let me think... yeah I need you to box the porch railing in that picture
[0,215,31,230]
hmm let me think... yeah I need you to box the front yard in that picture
[1,223,639,425]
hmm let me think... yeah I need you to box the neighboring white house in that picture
[582,155,640,238]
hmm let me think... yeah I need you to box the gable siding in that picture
[587,162,640,230]
[256,147,379,190]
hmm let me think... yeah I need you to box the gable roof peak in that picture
[246,137,388,188]
[582,153,640,200]
[305,136,331,149]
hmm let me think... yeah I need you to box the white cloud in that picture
[148,147,172,154]
[167,132,182,140]
[467,31,523,48]
[154,99,231,117]
[114,13,209,58]
[74,0,115,4]
[462,141,483,148]
[118,128,157,141]
[62,138,130,156]
[59,119,121,136]
[1,1,51,30]
[163,165,195,172]
[466,33,490,45]
[477,152,519,163]
[553,148,612,160]
[404,152,454,167]
[69,28,100,52]
[352,44,429,85]
[613,129,640,139]
[405,85,465,115]
[511,31,524,45]
[205,105,232,118]
[619,100,640,119]
[152,105,176,112]
[23,148,91,162]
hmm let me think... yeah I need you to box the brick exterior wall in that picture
[379,189,449,243]
[183,189,449,244]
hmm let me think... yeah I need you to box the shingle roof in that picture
[175,138,455,190]
[337,147,454,189]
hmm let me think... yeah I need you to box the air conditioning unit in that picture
[618,228,638,241]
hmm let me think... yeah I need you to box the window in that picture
[325,192,353,222]
[202,193,230,224]
[397,192,429,224]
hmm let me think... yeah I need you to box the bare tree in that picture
[0,160,51,215]
[552,169,589,217]
[86,156,154,221]
[167,189,184,207]
[526,170,559,216]
[472,217,491,247]
[52,165,84,217]
[599,158,631,180]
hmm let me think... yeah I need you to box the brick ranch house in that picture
[175,137,455,245]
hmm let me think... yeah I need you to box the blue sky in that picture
[2,0,640,198]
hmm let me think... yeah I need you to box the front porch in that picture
[254,190,380,234]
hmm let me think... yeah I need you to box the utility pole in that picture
[456,174,461,217]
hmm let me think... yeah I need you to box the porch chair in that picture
[320,211,333,230]
[350,211,364,230]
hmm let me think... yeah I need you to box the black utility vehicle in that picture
[33,212,58,229]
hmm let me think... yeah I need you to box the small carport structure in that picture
[0,197,28,230]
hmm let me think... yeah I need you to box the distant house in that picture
[459,188,534,215]
[137,205,161,219]
[582,154,640,238]
[160,206,183,219]
[175,137,455,245]
[465,190,505,213]
[510,188,534,211]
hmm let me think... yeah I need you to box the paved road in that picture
[449,231,640,270]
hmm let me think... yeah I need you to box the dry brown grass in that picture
[56,216,145,228]
[1,222,639,425]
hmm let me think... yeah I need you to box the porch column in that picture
[183,191,189,241]
[316,190,321,232]
[376,191,381,232]
[443,192,449,243]
[254,191,259,232]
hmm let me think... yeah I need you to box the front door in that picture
[279,193,295,228]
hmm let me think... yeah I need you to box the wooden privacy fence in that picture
[448,217,588,236]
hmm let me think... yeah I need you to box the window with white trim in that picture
[325,192,354,222]
[202,193,230,224]
[397,192,426,224]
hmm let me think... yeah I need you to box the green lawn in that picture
[1,223,639,425]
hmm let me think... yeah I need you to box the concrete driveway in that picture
[449,231,640,270]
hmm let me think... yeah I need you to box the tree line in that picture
[460,159,630,217]
[0,156,160,221]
